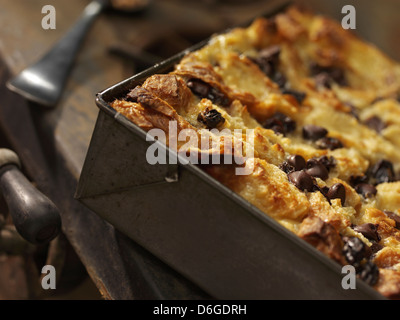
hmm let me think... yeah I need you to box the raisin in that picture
[197,108,225,129]
[315,137,343,150]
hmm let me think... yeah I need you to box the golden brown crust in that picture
[298,215,347,265]
[111,5,400,298]
[141,74,192,112]
[204,158,310,223]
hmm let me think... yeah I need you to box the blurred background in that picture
[0,0,398,300]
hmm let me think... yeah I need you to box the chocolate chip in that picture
[277,113,296,133]
[310,63,348,87]
[263,117,285,135]
[383,211,400,229]
[315,137,343,150]
[343,236,368,264]
[326,183,346,205]
[370,242,383,254]
[188,79,230,107]
[250,56,273,76]
[259,45,281,60]
[316,184,334,203]
[279,161,295,174]
[288,170,314,192]
[349,175,369,187]
[305,156,336,177]
[307,156,336,172]
[272,72,287,89]
[353,223,380,242]
[329,68,347,86]
[314,73,332,89]
[364,116,386,133]
[316,155,337,172]
[197,108,225,129]
[263,112,296,136]
[318,185,330,196]
[287,155,306,171]
[371,159,395,184]
[305,162,329,180]
[356,261,379,286]
[249,46,291,89]
[250,45,281,77]
[345,102,360,120]
[302,124,328,141]
[281,88,306,104]
[309,62,324,76]
[355,183,377,198]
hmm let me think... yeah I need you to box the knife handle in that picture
[0,149,61,244]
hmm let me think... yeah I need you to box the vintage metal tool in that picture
[0,148,61,244]
[6,0,151,107]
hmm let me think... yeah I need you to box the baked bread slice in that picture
[111,5,400,299]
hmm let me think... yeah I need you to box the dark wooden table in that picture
[0,0,398,299]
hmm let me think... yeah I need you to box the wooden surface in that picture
[0,0,269,299]
[0,0,399,299]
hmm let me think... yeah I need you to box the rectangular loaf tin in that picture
[76,3,385,300]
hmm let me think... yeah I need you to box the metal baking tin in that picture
[76,4,385,300]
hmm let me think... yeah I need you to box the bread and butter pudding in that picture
[110,6,400,299]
